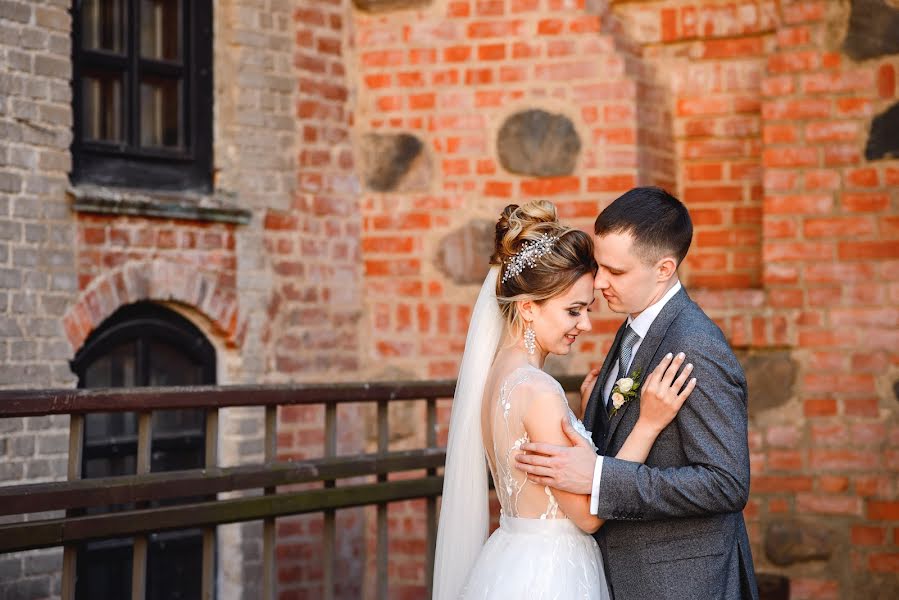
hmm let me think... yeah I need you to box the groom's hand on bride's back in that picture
[514,419,596,495]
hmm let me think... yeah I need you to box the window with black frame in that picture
[71,0,212,191]
[71,302,216,600]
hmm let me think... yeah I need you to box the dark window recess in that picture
[71,302,216,600]
[71,0,213,191]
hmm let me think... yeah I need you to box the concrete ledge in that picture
[68,185,252,225]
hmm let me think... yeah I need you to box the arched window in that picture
[71,302,215,600]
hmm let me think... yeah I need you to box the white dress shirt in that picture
[589,281,682,515]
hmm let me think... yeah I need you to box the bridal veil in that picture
[432,266,504,600]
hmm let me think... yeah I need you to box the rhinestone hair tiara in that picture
[501,233,559,283]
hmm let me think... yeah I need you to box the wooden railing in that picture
[0,378,584,599]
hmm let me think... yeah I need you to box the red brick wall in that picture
[265,0,359,381]
[271,2,368,599]
[65,214,241,350]
[300,1,896,598]
[53,0,896,597]
[353,7,642,592]
[357,1,638,380]
[51,1,892,598]
[651,2,774,290]
[754,2,898,596]
[48,1,897,598]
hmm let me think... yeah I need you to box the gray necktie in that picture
[608,325,641,413]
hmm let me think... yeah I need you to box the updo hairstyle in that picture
[490,201,598,338]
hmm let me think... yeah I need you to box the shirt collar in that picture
[626,280,682,339]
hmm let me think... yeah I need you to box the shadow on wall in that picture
[588,0,678,190]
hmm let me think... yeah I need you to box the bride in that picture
[433,201,696,599]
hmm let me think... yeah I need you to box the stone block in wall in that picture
[23,551,60,576]
[434,220,494,286]
[359,133,431,192]
[755,574,789,600]
[735,350,797,417]
[0,556,21,581]
[843,0,899,60]
[0,576,51,600]
[764,520,835,566]
[497,109,581,177]
[0,173,22,194]
[865,101,899,160]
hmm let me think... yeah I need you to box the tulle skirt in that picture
[461,515,610,600]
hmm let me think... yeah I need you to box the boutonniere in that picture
[610,369,642,417]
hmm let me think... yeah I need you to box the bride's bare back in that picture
[481,357,586,520]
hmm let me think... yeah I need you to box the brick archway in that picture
[63,259,241,351]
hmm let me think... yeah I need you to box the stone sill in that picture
[69,185,252,225]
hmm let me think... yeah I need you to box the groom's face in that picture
[593,231,661,318]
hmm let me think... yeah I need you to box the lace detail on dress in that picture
[486,365,595,521]
[493,370,532,517]
[463,364,611,599]
[567,409,598,453]
[539,486,560,519]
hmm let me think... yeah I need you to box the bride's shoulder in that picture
[499,365,565,402]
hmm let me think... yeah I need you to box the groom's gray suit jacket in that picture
[584,287,759,600]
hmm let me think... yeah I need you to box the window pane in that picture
[83,453,137,479]
[147,340,203,386]
[82,0,125,53]
[82,71,124,143]
[140,0,181,61]
[140,76,182,148]
[83,341,137,480]
[85,411,137,442]
[151,408,205,473]
[76,539,132,600]
[82,341,136,387]
[147,531,202,600]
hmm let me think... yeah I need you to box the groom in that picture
[516,187,758,599]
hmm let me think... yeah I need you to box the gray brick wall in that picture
[0,1,77,597]
[214,0,298,597]
[0,0,75,388]
[1,0,305,597]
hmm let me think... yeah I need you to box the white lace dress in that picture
[461,366,610,599]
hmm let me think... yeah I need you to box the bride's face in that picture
[527,273,595,356]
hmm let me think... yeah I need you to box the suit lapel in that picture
[603,288,692,453]
[585,320,627,449]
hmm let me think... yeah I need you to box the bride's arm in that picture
[523,393,605,533]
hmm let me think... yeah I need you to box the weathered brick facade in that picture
[1,0,897,599]
[1,1,78,597]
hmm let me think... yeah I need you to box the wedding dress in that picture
[432,267,609,600]
[460,365,611,599]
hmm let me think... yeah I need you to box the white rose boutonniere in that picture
[610,369,642,417]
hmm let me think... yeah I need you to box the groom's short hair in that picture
[594,187,693,266]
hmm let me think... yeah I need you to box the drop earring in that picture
[524,323,536,355]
